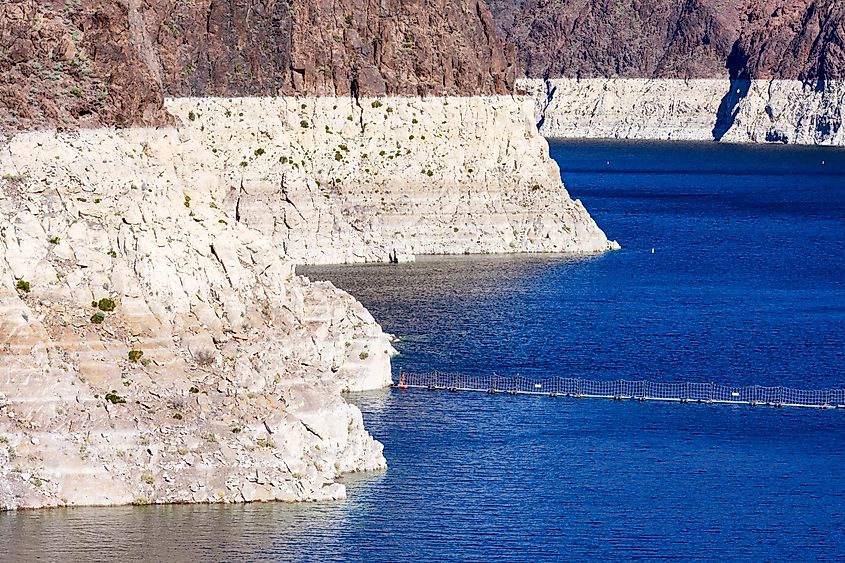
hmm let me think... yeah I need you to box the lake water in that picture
[3,140,844,561]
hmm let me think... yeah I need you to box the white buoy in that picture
[651,248,655,254]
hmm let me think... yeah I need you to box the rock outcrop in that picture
[0,93,615,508]
[0,124,396,509]
[161,96,616,264]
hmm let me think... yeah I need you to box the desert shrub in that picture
[105,391,126,404]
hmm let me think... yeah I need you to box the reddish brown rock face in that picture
[1,0,515,131]
[488,0,845,80]
[144,0,514,97]
[0,0,171,131]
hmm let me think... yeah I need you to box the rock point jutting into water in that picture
[0,0,615,510]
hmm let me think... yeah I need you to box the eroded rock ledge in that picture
[0,94,615,509]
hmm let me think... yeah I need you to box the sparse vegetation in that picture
[300,120,309,129]
[90,312,105,324]
[173,413,183,420]
[2,173,27,184]
[256,438,276,449]
[188,111,196,122]
[140,473,154,485]
[15,279,30,293]
[189,386,199,394]
[97,297,116,312]
[254,148,265,157]
[371,100,383,109]
[128,350,144,363]
[104,391,126,404]
[184,194,191,208]
[359,351,369,360]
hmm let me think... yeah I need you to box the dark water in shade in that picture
[3,140,845,561]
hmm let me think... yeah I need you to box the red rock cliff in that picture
[487,0,845,80]
[1,0,515,131]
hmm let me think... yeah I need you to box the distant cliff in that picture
[488,0,845,81]
[490,0,845,144]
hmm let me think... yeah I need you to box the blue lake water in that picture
[3,140,844,561]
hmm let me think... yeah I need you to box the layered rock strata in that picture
[524,78,845,145]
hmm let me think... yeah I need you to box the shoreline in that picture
[519,78,845,146]
[0,94,615,510]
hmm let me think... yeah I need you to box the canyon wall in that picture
[493,0,845,144]
[0,0,618,509]
[1,0,515,132]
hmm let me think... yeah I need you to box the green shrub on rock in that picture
[90,312,105,324]
[15,279,30,293]
[105,391,126,404]
[128,350,144,363]
[97,298,116,312]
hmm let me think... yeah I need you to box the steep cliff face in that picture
[1,0,516,132]
[735,0,845,81]
[489,0,738,79]
[0,124,396,509]
[149,0,515,97]
[489,0,845,80]
[0,0,171,131]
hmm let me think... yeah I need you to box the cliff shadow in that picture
[712,43,751,141]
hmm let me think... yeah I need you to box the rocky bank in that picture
[0,0,618,509]
[523,77,845,145]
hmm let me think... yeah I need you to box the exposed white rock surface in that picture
[161,95,617,263]
[0,94,616,509]
[522,78,845,145]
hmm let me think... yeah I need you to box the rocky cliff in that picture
[489,0,845,81]
[150,0,514,97]
[0,0,172,131]
[1,0,515,132]
[493,0,845,144]
[0,0,618,509]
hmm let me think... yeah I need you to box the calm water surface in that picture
[3,140,844,561]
